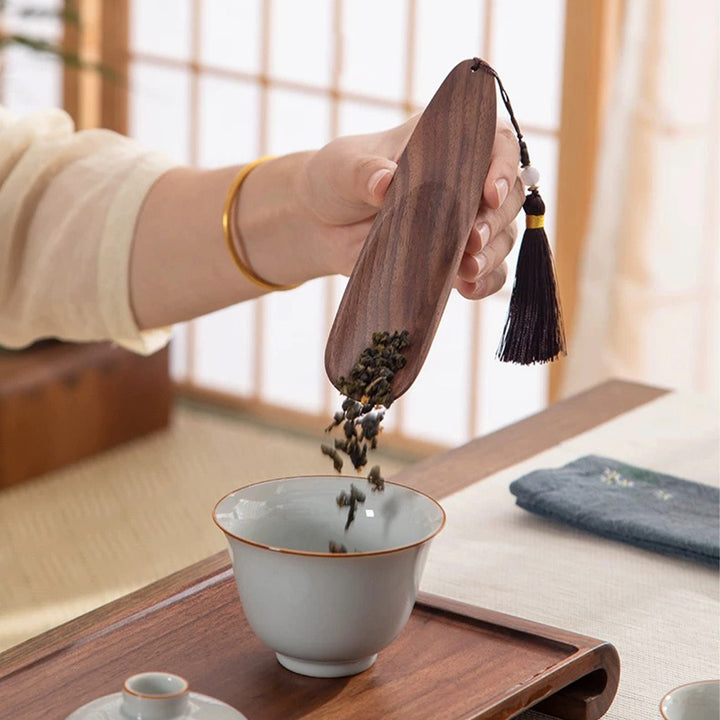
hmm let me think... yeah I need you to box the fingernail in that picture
[475,253,488,277]
[474,277,485,295]
[478,223,490,247]
[368,168,391,196]
[494,178,509,206]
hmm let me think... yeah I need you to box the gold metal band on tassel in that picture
[526,215,544,229]
[223,156,300,292]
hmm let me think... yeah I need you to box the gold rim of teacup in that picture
[123,672,190,699]
[659,679,720,720]
[212,475,446,558]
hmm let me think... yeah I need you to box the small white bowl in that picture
[660,680,720,720]
[213,475,445,678]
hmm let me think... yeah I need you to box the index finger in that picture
[483,118,520,210]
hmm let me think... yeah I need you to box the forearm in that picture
[130,152,329,330]
[0,106,521,351]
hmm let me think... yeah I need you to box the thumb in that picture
[356,158,397,208]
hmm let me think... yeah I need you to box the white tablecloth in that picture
[420,391,719,719]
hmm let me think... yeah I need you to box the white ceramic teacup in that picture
[213,475,445,678]
[660,680,720,720]
[121,672,190,720]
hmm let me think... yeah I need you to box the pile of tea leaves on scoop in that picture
[323,330,409,551]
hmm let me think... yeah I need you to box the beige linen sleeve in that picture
[0,107,177,354]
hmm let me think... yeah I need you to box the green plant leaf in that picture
[0,1,80,21]
[0,34,119,80]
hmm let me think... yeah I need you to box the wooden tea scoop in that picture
[325,58,497,402]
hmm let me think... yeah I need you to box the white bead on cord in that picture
[520,165,540,187]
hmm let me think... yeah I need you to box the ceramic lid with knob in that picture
[65,671,248,720]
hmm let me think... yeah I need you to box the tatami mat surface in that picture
[0,402,410,652]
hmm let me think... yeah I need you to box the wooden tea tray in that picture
[0,554,619,720]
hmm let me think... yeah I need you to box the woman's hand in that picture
[299,115,524,300]
[132,114,524,330]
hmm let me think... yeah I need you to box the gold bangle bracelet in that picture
[222,156,300,292]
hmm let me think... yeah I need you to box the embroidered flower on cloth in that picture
[599,467,673,500]
[600,468,635,487]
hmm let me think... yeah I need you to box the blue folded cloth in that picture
[509,455,719,567]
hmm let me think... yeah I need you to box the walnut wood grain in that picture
[0,381,666,720]
[0,581,618,720]
[325,59,497,400]
[417,592,620,720]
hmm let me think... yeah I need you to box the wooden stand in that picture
[0,553,620,720]
[0,341,171,488]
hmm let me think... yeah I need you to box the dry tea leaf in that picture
[322,330,409,532]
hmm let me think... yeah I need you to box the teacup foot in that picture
[276,653,377,678]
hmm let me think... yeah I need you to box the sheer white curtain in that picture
[563,0,719,400]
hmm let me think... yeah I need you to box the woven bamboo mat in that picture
[0,402,409,652]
